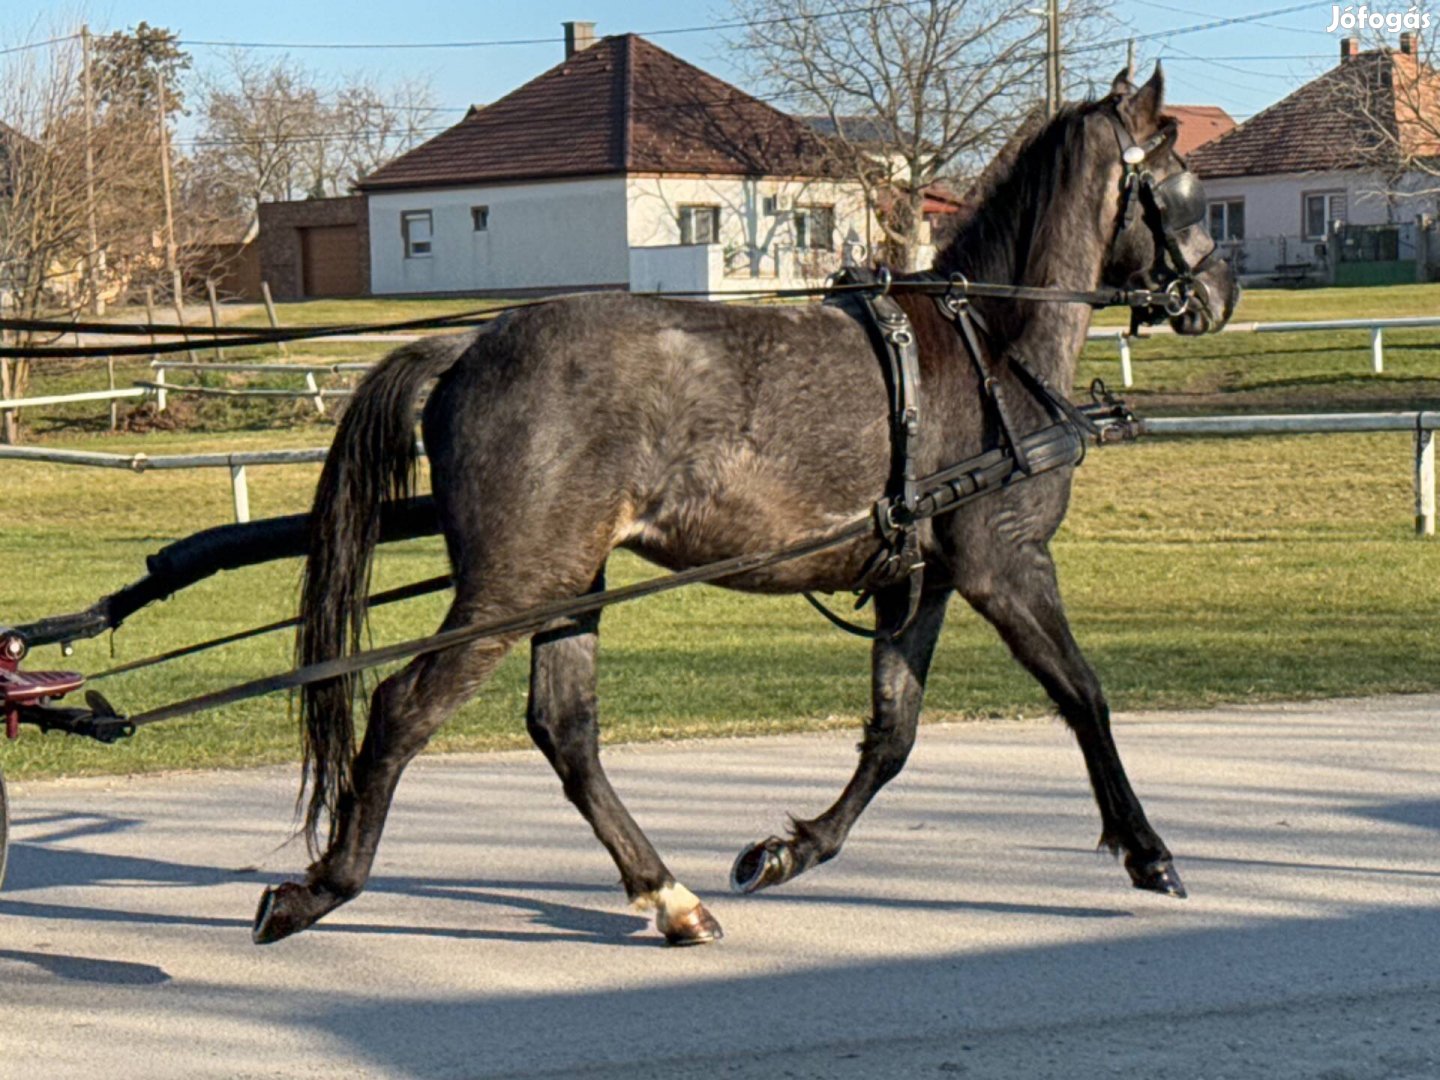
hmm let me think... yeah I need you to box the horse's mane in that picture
[932,100,1106,288]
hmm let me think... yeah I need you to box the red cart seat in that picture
[2,669,85,739]
[1,669,84,705]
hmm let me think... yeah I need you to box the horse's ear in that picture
[1109,66,1135,98]
[1121,63,1165,133]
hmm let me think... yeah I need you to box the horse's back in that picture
[419,293,894,586]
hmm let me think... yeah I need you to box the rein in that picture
[0,279,1183,361]
[3,106,1197,733]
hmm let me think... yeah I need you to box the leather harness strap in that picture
[811,265,1123,642]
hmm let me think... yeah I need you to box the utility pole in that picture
[155,73,195,360]
[156,72,183,310]
[1046,0,1061,115]
[1127,38,1136,80]
[81,25,103,316]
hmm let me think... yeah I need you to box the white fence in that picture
[1139,411,1437,537]
[1,415,1434,534]
[1088,314,1440,387]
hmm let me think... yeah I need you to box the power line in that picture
[176,0,947,51]
[1139,0,1333,36]
[0,33,80,56]
[173,0,1325,54]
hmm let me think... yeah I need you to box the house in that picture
[258,196,369,301]
[1190,34,1440,282]
[1168,105,1235,157]
[356,24,876,297]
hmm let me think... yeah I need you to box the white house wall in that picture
[1202,169,1436,273]
[625,176,876,281]
[368,177,630,294]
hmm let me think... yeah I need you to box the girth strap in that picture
[821,268,927,638]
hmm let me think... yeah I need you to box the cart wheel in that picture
[0,764,8,891]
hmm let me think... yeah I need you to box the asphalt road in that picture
[3,695,1439,1079]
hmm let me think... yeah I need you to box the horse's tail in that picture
[296,335,465,853]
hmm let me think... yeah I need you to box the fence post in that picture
[230,463,251,524]
[106,355,117,431]
[145,287,166,413]
[261,281,288,358]
[1418,424,1436,537]
[1371,326,1385,374]
[0,290,15,444]
[1117,332,1133,389]
[305,371,325,415]
[206,279,225,363]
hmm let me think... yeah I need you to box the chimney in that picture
[563,21,596,58]
[1340,37,1359,62]
[1400,31,1418,55]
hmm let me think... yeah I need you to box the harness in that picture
[0,107,1196,741]
[1103,111,1217,334]
[812,108,1211,640]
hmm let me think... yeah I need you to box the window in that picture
[471,205,489,231]
[678,205,721,245]
[402,210,433,258]
[1304,192,1347,240]
[1207,200,1245,241]
[795,205,836,250]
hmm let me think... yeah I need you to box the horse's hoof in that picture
[1129,858,1188,899]
[731,837,795,894]
[661,902,724,947]
[253,882,325,944]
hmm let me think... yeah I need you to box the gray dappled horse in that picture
[254,67,1238,946]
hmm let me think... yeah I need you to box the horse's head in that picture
[1098,66,1239,335]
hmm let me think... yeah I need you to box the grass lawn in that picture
[2,285,1438,782]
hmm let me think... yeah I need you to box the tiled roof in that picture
[359,35,840,190]
[1167,105,1234,157]
[1189,49,1440,178]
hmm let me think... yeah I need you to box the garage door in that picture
[301,225,361,298]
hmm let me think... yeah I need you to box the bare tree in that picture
[1325,34,1440,193]
[192,53,438,220]
[332,75,441,188]
[729,0,1117,269]
[0,32,160,441]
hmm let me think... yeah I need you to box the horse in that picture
[252,65,1238,947]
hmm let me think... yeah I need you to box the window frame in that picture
[794,204,836,251]
[471,205,490,232]
[1207,199,1245,242]
[401,209,433,259]
[1302,190,1347,241]
[678,204,722,246]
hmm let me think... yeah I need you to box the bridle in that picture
[1104,108,1218,329]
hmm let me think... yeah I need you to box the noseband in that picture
[1105,110,1218,326]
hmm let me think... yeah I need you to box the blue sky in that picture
[2,1,1353,125]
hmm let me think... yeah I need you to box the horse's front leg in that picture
[732,584,951,894]
[958,540,1186,898]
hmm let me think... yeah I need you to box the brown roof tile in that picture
[1167,105,1235,157]
[359,35,840,190]
[1189,49,1440,178]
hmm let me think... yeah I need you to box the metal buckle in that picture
[942,272,970,314]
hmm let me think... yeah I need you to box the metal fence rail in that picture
[1089,314,1440,387]
[1139,411,1438,536]
[2,415,1434,535]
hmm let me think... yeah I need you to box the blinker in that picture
[1150,171,1206,236]
[1122,146,1146,166]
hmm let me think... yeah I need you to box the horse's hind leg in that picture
[527,579,722,946]
[958,542,1185,898]
[253,596,521,944]
[732,585,951,894]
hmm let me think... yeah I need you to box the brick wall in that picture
[258,195,370,300]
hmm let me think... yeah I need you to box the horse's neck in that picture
[981,192,1106,386]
